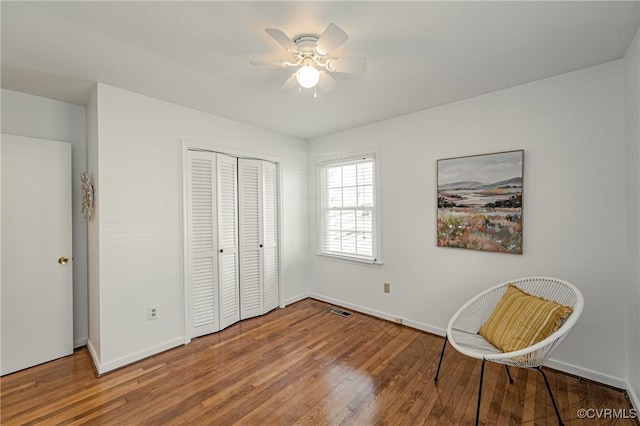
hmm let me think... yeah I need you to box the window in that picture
[318,155,378,263]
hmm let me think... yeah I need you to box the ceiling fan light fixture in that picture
[252,23,364,93]
[296,64,320,88]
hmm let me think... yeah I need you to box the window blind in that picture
[318,155,377,262]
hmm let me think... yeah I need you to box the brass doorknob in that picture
[58,257,69,264]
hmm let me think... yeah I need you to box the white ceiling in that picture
[2,1,638,140]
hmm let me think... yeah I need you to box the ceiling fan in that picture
[250,23,366,95]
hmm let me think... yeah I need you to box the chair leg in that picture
[537,367,564,426]
[504,364,514,383]
[475,358,486,426]
[433,334,448,383]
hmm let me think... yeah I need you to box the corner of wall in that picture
[624,26,640,410]
[86,84,101,361]
[86,338,101,375]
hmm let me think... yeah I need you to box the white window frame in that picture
[316,152,382,265]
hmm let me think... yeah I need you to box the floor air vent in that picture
[330,308,352,318]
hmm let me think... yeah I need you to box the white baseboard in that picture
[74,337,87,349]
[91,337,184,375]
[544,359,628,390]
[625,381,639,411]
[310,292,401,323]
[308,292,637,397]
[86,339,101,374]
[285,292,311,306]
[309,293,445,336]
[402,318,446,337]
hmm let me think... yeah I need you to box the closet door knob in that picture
[219,249,224,253]
[259,244,263,248]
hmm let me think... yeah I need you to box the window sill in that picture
[315,252,384,267]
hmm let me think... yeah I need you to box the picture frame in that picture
[437,150,524,254]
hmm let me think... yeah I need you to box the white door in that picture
[1,134,73,375]
[216,154,240,330]
[186,150,219,338]
[238,159,264,319]
[262,161,279,312]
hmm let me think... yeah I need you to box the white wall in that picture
[308,61,628,387]
[1,89,88,348]
[625,29,640,407]
[87,84,308,373]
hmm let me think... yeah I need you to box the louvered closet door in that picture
[239,159,264,319]
[262,161,279,312]
[187,151,219,337]
[217,154,241,330]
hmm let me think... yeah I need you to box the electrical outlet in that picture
[384,282,390,293]
[148,305,159,320]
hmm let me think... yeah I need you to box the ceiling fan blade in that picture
[318,72,338,92]
[265,28,299,53]
[314,23,348,56]
[326,57,367,74]
[249,60,296,68]
[280,73,298,90]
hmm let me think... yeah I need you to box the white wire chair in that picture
[433,277,584,426]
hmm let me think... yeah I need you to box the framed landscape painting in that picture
[437,150,524,254]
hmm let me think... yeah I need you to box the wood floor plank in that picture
[1,299,636,425]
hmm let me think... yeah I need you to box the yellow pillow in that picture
[478,284,573,353]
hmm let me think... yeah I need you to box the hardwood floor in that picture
[1,299,636,425]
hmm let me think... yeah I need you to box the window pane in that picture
[328,210,341,230]
[328,188,342,208]
[358,185,373,207]
[327,167,342,188]
[356,210,372,232]
[343,186,357,207]
[342,231,356,254]
[342,164,357,187]
[319,157,376,261]
[328,231,342,252]
[341,210,356,231]
[357,162,373,185]
[357,232,373,256]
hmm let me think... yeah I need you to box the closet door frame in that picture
[181,139,283,344]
